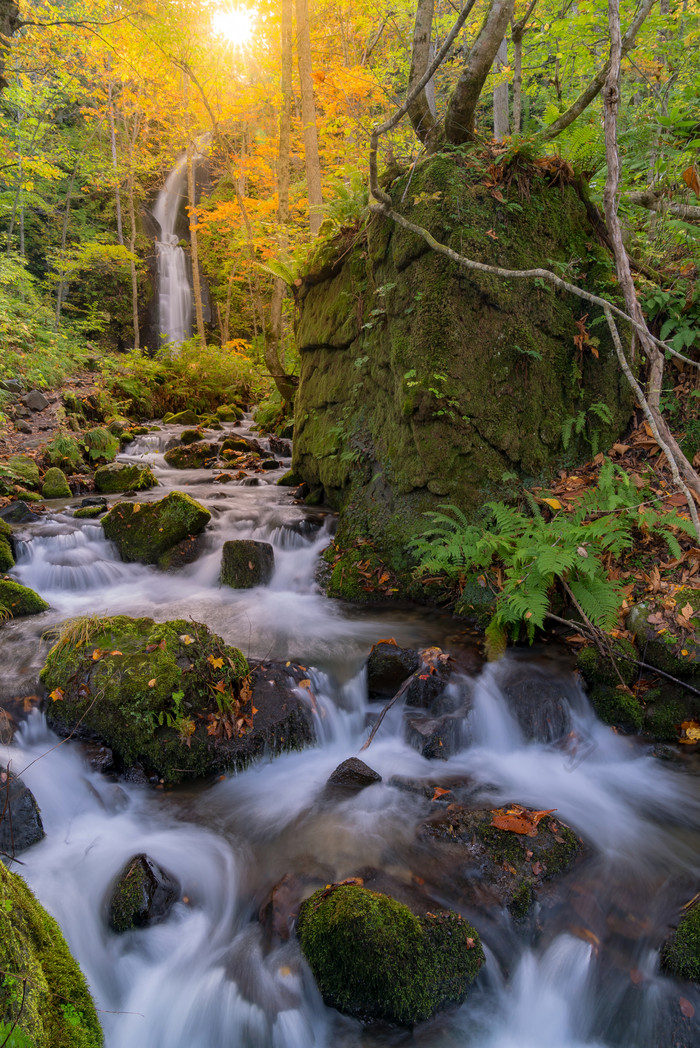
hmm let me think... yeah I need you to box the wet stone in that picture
[404,712,463,760]
[366,642,420,700]
[13,420,32,434]
[501,672,572,744]
[259,873,305,945]
[81,743,115,774]
[268,436,291,457]
[220,539,274,588]
[327,757,382,789]
[107,853,179,933]
[0,766,45,858]
[0,501,39,524]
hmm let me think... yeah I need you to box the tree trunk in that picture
[187,147,206,347]
[445,0,516,145]
[0,0,20,92]
[295,0,323,235]
[108,80,124,247]
[125,114,140,351]
[407,0,437,146]
[511,0,538,134]
[493,35,509,140]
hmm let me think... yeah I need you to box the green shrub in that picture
[82,427,119,463]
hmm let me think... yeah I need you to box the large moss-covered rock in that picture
[102,491,210,564]
[167,409,200,426]
[292,156,632,590]
[297,882,484,1025]
[220,539,274,588]
[0,579,49,618]
[0,863,103,1047]
[163,441,220,469]
[9,454,41,489]
[41,616,315,784]
[94,463,158,494]
[41,467,72,499]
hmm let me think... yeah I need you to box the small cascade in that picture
[152,156,192,347]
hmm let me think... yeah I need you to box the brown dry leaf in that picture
[682,603,694,619]
[531,860,543,876]
[432,787,452,801]
[682,165,700,196]
[491,806,556,836]
[466,936,476,948]
[110,650,123,656]
[213,680,227,694]
[298,678,312,690]
[148,678,157,688]
[680,996,696,1019]
[133,504,141,514]
[570,925,601,949]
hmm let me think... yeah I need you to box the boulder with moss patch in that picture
[216,404,244,422]
[0,519,14,571]
[102,491,210,564]
[627,602,700,679]
[107,854,179,933]
[297,882,484,1025]
[167,409,200,426]
[41,467,72,499]
[94,463,158,494]
[0,863,103,1047]
[0,767,45,856]
[220,540,274,588]
[588,683,643,732]
[163,441,220,469]
[9,454,41,490]
[0,580,49,619]
[41,616,315,784]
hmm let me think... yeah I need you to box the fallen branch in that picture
[360,674,414,751]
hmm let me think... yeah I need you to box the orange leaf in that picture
[148,679,157,687]
[208,655,224,669]
[431,787,452,801]
[91,648,104,661]
[682,166,700,197]
[680,996,695,1018]
[49,687,64,702]
[213,680,227,693]
[298,678,312,689]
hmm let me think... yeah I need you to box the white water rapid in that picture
[152,157,192,347]
[3,416,700,1047]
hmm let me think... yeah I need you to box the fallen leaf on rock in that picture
[491,805,556,835]
[542,497,562,510]
[679,721,700,744]
[431,787,452,801]
[49,688,64,702]
[531,860,543,876]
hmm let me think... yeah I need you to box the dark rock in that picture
[157,533,207,570]
[0,378,22,393]
[293,482,310,500]
[260,458,280,470]
[0,502,38,525]
[107,853,179,932]
[220,539,274,588]
[221,436,262,455]
[405,649,453,710]
[81,743,114,774]
[327,757,382,789]
[102,491,210,565]
[94,463,158,494]
[13,420,32,434]
[81,496,108,507]
[21,390,49,412]
[501,671,572,744]
[297,882,484,1025]
[0,766,45,856]
[268,436,292,457]
[0,709,15,745]
[404,712,463,759]
[366,642,420,700]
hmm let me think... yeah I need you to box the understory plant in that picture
[411,459,696,653]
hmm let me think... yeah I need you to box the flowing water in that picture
[3,418,700,1047]
[153,158,192,347]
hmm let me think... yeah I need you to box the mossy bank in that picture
[292,155,632,596]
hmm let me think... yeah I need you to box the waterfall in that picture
[152,155,193,348]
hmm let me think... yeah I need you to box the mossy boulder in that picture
[0,863,103,1047]
[220,436,261,455]
[0,580,49,619]
[576,639,638,688]
[45,435,84,473]
[627,602,700,679]
[297,882,484,1025]
[292,155,633,593]
[40,616,315,784]
[94,463,158,494]
[0,519,14,571]
[277,469,301,487]
[102,491,210,565]
[216,404,244,422]
[9,454,41,489]
[0,767,45,857]
[73,505,105,520]
[41,467,72,499]
[324,541,397,602]
[167,409,199,426]
[220,540,274,588]
[107,854,179,933]
[179,427,204,445]
[589,684,644,732]
[163,441,220,469]
[662,902,700,980]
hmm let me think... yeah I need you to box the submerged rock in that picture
[94,462,158,494]
[220,539,274,588]
[501,671,572,744]
[0,766,45,857]
[0,580,49,619]
[107,853,179,933]
[41,616,315,784]
[41,466,71,499]
[0,863,103,1046]
[297,882,484,1025]
[102,491,211,565]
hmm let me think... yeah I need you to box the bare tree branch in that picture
[627,190,700,222]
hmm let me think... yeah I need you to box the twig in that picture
[360,674,414,751]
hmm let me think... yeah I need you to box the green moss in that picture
[662,903,700,980]
[509,879,534,920]
[277,469,301,486]
[73,506,105,520]
[0,863,103,1047]
[576,639,637,688]
[163,442,219,469]
[297,884,484,1025]
[216,404,244,421]
[9,455,41,489]
[325,542,391,602]
[0,531,14,571]
[167,410,200,426]
[94,463,157,494]
[42,467,72,499]
[220,540,274,588]
[0,580,49,618]
[589,684,644,732]
[102,491,210,564]
[643,690,690,742]
[179,428,203,445]
[41,616,248,784]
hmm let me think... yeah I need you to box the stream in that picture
[3,417,700,1047]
